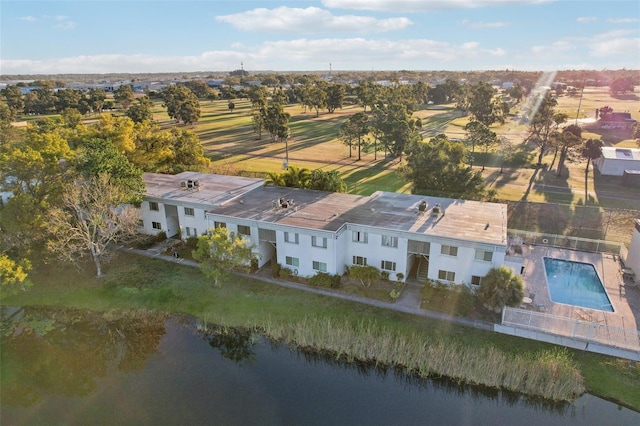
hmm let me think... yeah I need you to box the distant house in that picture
[593,147,640,176]
[594,108,637,130]
[139,172,524,284]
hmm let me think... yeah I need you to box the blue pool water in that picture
[543,257,614,312]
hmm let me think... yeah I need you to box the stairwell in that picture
[416,257,429,282]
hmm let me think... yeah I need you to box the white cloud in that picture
[462,20,511,29]
[607,18,640,24]
[17,16,37,22]
[53,20,77,30]
[588,31,640,58]
[576,17,597,24]
[215,6,412,33]
[530,40,575,54]
[321,0,551,12]
[0,38,503,74]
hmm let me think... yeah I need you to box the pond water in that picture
[1,306,638,425]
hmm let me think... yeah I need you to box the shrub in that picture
[250,258,259,273]
[330,274,341,289]
[349,265,381,287]
[380,271,390,281]
[395,272,404,282]
[155,231,167,242]
[309,272,332,287]
[279,267,292,279]
[271,262,281,278]
[184,237,199,250]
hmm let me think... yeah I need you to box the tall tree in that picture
[47,173,141,277]
[326,84,345,113]
[263,103,290,143]
[305,86,327,118]
[464,120,497,170]
[581,138,603,176]
[126,96,154,123]
[75,137,145,204]
[555,124,582,177]
[192,226,256,287]
[1,85,25,120]
[526,91,560,167]
[467,82,504,126]
[355,80,378,112]
[88,88,107,115]
[339,112,369,160]
[162,85,201,125]
[402,134,486,199]
[114,84,135,110]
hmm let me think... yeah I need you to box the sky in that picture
[1,0,639,75]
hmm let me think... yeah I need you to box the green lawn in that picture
[4,253,639,410]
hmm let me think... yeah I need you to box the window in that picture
[149,201,159,211]
[313,261,327,272]
[440,245,458,256]
[284,232,299,244]
[285,256,299,267]
[352,231,368,243]
[214,221,226,229]
[152,221,162,230]
[312,236,327,248]
[185,227,197,237]
[352,256,367,266]
[438,270,456,281]
[137,219,144,228]
[184,207,195,216]
[381,235,398,248]
[471,275,482,286]
[381,260,396,271]
[238,225,251,236]
[475,249,493,262]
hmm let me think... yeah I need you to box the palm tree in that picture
[264,171,285,187]
[582,138,603,176]
[282,165,311,189]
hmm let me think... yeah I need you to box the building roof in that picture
[209,183,507,246]
[143,172,265,207]
[601,147,640,161]
[143,172,508,246]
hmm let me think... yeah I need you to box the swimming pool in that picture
[543,257,614,312]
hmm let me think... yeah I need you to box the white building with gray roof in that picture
[140,172,523,284]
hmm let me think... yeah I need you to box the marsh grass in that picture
[258,316,585,401]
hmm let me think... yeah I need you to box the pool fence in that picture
[507,229,628,263]
[497,307,640,361]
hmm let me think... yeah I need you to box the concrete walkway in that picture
[119,244,494,331]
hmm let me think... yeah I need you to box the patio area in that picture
[518,244,640,334]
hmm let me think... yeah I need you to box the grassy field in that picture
[151,86,639,243]
[3,253,639,409]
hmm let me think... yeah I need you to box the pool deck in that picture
[520,245,640,333]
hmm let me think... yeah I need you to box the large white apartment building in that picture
[140,172,524,284]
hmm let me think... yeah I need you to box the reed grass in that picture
[255,316,585,402]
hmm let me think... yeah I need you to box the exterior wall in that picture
[341,225,410,281]
[594,157,640,176]
[138,200,168,236]
[627,220,640,278]
[139,200,208,239]
[428,241,502,285]
[276,230,335,277]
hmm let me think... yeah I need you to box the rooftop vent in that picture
[432,203,441,217]
[418,200,427,212]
